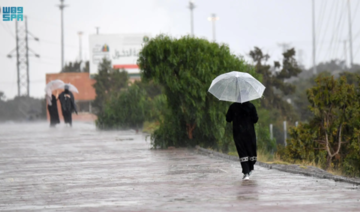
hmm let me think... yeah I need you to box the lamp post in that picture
[188,1,195,36]
[58,0,67,71]
[208,13,219,41]
[78,31,83,61]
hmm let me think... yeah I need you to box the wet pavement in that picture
[0,122,359,211]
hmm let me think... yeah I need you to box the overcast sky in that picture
[1,0,360,99]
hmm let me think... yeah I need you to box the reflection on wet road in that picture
[0,122,359,211]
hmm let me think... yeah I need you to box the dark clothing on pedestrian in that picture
[58,89,77,126]
[47,94,60,127]
[226,102,258,174]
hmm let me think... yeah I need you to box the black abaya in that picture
[47,95,60,127]
[226,102,258,174]
[58,89,77,126]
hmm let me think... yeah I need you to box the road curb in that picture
[195,145,360,186]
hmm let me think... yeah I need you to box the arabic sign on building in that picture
[89,34,150,74]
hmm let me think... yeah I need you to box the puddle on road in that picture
[167,163,227,175]
[115,138,134,141]
[240,180,258,187]
[167,169,225,175]
[237,195,258,201]
[345,186,360,190]
[168,157,198,161]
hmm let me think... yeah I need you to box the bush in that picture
[138,35,259,149]
[277,75,360,176]
[96,84,149,130]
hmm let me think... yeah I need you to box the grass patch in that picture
[257,149,275,162]
[265,161,292,165]
[327,168,344,176]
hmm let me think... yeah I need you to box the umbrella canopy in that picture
[57,83,79,94]
[45,79,65,97]
[208,71,265,103]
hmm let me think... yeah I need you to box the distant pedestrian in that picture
[226,101,258,180]
[47,94,60,127]
[58,85,77,126]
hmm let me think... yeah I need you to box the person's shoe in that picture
[243,174,250,181]
[249,170,253,176]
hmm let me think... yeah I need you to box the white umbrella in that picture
[58,83,79,94]
[208,71,265,103]
[45,79,65,106]
[45,79,64,97]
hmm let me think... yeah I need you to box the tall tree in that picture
[307,75,359,169]
[92,58,129,115]
[279,74,360,175]
[249,47,301,119]
[138,35,257,148]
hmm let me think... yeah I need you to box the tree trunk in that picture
[326,155,332,170]
[186,123,196,139]
[324,123,343,170]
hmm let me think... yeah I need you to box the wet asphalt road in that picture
[0,122,359,211]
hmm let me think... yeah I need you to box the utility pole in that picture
[208,14,219,41]
[16,20,20,97]
[95,27,100,35]
[312,0,317,74]
[58,0,67,71]
[78,32,83,61]
[188,1,195,36]
[347,0,354,66]
[7,16,39,97]
[344,40,347,69]
[25,16,30,95]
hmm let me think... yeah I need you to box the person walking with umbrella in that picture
[58,84,78,126]
[226,96,258,180]
[46,91,60,127]
[45,80,64,127]
[208,71,265,180]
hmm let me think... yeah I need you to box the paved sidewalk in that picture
[0,122,359,211]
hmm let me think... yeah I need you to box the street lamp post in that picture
[188,1,195,36]
[208,14,219,41]
[58,0,67,71]
[78,32,83,61]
